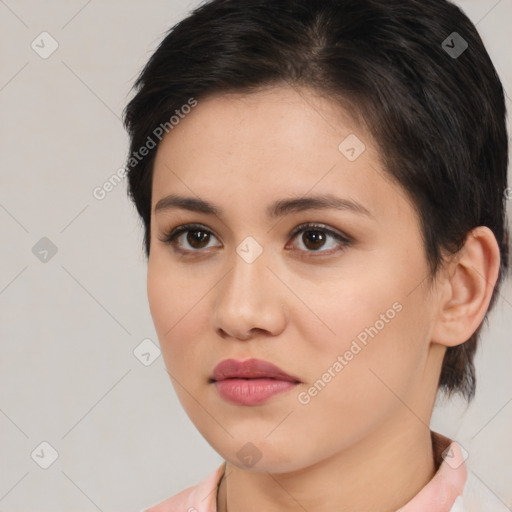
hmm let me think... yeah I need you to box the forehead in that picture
[155,86,370,161]
[151,85,411,222]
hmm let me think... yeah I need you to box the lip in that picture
[210,358,301,406]
[211,358,300,382]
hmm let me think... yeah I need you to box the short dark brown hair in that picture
[123,0,509,401]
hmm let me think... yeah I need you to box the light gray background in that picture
[0,1,511,510]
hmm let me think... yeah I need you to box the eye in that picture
[159,222,352,255]
[287,223,352,254]
[159,223,221,252]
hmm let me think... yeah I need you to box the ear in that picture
[431,226,501,348]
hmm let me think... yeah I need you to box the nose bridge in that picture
[212,242,288,339]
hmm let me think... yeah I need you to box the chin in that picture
[212,436,317,474]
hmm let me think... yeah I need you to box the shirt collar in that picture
[397,431,468,511]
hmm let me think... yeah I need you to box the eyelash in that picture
[158,222,353,257]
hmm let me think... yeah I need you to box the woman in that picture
[124,0,509,510]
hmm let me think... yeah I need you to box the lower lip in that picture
[214,378,297,405]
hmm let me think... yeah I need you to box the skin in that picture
[147,85,500,512]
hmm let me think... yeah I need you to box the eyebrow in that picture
[154,193,373,219]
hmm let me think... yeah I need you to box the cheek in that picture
[285,299,430,460]
[290,252,432,409]
[147,259,207,375]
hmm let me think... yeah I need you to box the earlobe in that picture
[431,226,501,348]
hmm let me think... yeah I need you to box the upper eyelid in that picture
[289,222,350,241]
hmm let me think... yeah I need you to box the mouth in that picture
[210,358,301,406]
[210,357,301,383]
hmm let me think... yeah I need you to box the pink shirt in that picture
[141,432,505,512]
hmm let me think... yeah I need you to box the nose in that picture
[212,248,289,341]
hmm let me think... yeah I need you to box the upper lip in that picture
[211,358,301,383]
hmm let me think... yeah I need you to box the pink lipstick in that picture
[211,358,301,405]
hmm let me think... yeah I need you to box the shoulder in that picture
[141,462,226,512]
[461,469,509,512]
[143,481,199,512]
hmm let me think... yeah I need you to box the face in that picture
[147,86,443,472]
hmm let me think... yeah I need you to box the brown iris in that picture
[301,230,326,250]
[187,229,210,249]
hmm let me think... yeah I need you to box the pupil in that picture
[188,230,209,248]
[303,230,325,250]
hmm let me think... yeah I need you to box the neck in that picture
[217,420,436,512]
